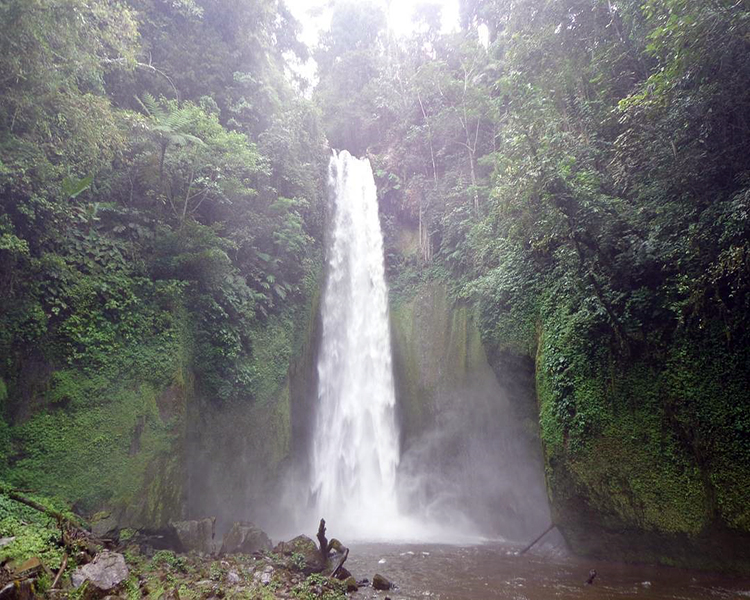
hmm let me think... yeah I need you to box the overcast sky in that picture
[285,0,461,47]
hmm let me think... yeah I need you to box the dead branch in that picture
[5,491,86,535]
[330,547,349,579]
[51,552,68,590]
[316,519,328,564]
[519,523,556,555]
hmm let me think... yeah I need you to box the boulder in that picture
[333,566,351,581]
[226,570,241,585]
[219,522,271,555]
[273,535,325,574]
[343,576,358,592]
[90,512,119,538]
[253,565,274,586]
[71,551,129,594]
[0,580,34,600]
[170,518,216,554]
[373,573,392,591]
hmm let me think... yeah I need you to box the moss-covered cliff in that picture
[0,306,191,528]
[390,280,550,541]
[0,258,324,533]
[384,203,749,570]
[184,265,323,532]
[536,300,750,572]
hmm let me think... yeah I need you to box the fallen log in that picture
[5,491,87,535]
[519,523,556,555]
[330,547,349,579]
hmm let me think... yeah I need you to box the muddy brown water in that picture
[343,543,750,600]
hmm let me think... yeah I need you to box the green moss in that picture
[537,299,750,545]
[0,308,191,524]
[0,491,66,569]
[390,279,507,444]
[390,295,432,438]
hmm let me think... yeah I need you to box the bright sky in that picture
[284,0,460,86]
[285,0,461,48]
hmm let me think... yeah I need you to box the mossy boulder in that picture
[273,535,325,574]
[372,573,392,590]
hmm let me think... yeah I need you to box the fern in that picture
[136,94,205,147]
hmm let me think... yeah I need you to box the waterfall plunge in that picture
[305,151,533,544]
[309,150,402,538]
[312,151,418,538]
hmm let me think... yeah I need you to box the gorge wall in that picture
[536,307,750,572]
[384,215,750,572]
[0,309,192,530]
[390,280,550,541]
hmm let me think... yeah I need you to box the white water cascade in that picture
[309,150,402,538]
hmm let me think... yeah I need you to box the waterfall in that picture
[309,150,401,538]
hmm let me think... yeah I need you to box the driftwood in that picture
[50,552,68,590]
[519,522,557,555]
[316,519,328,564]
[330,547,349,579]
[316,518,349,579]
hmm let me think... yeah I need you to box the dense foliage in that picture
[1,0,749,572]
[314,0,750,558]
[0,0,326,509]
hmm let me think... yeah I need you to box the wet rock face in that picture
[71,551,129,594]
[90,512,119,539]
[219,522,271,555]
[170,518,216,554]
[273,535,325,574]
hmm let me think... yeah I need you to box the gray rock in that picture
[373,573,392,590]
[253,566,274,585]
[0,537,15,549]
[170,518,215,554]
[227,571,241,585]
[90,512,119,538]
[219,521,271,555]
[71,551,129,592]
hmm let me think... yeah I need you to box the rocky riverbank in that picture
[0,506,394,600]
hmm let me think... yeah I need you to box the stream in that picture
[345,542,750,600]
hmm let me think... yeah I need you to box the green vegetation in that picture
[1,0,749,574]
[0,0,326,523]
[0,490,67,569]
[313,0,750,568]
